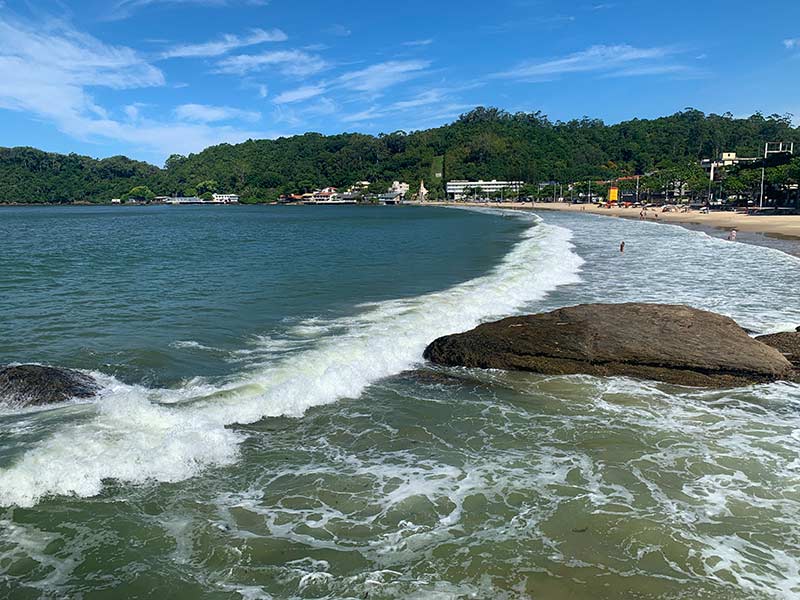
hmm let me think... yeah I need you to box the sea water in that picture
[0,205,799,599]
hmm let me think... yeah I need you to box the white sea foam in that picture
[0,211,584,507]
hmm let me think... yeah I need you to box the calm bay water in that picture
[1,205,799,599]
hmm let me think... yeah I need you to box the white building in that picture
[446,180,524,200]
[701,152,760,181]
[111,198,122,204]
[211,193,240,204]
[389,181,410,197]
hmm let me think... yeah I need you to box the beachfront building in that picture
[378,191,404,205]
[701,152,760,181]
[389,181,410,198]
[162,196,203,205]
[446,179,524,200]
[312,187,339,202]
[212,193,240,204]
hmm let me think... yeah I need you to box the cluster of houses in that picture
[111,194,240,205]
[279,181,412,205]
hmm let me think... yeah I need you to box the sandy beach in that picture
[418,201,800,241]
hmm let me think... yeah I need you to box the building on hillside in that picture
[389,181,410,198]
[446,179,524,200]
[348,181,371,192]
[212,193,240,203]
[701,152,760,180]
[111,198,122,204]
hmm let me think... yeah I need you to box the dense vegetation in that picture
[2,107,799,204]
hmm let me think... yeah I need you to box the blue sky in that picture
[1,0,798,165]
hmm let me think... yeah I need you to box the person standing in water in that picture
[727,229,737,241]
[620,241,626,253]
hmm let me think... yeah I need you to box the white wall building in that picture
[211,193,240,204]
[389,181,410,197]
[446,180,523,200]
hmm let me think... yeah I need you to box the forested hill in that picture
[2,108,799,203]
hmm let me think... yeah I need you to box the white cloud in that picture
[784,39,800,50]
[0,14,261,161]
[326,24,351,37]
[174,103,261,122]
[403,39,433,47]
[337,60,430,93]
[494,44,683,80]
[340,89,465,124]
[108,0,267,20]
[273,85,326,104]
[161,28,287,59]
[215,49,327,77]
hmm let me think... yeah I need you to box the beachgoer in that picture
[639,210,645,220]
[727,229,737,241]
[620,241,625,253]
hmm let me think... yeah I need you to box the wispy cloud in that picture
[784,38,800,50]
[107,0,267,20]
[0,13,263,161]
[340,89,469,124]
[337,60,430,93]
[271,59,431,108]
[403,39,433,47]
[484,14,575,34]
[273,84,326,104]
[494,44,686,80]
[161,28,286,59]
[215,49,327,77]
[174,103,261,122]
[326,24,351,37]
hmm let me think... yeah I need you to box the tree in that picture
[126,186,154,202]
[196,180,218,195]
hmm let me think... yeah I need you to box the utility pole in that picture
[709,162,715,204]
[760,143,767,210]
[761,142,795,209]
[636,176,640,204]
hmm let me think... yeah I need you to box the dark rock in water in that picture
[424,303,795,388]
[0,365,99,408]
[756,332,800,370]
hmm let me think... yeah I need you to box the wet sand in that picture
[414,201,800,257]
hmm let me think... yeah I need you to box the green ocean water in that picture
[1,205,800,599]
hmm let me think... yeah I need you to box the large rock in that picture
[424,303,795,388]
[756,332,800,370]
[0,365,99,408]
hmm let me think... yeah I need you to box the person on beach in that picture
[620,241,625,253]
[639,210,645,220]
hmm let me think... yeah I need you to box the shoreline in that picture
[414,201,800,257]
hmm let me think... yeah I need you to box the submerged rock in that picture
[424,303,795,388]
[0,365,99,408]
[756,332,800,370]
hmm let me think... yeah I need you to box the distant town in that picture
[110,145,798,213]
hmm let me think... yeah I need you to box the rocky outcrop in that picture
[756,332,800,370]
[424,304,795,388]
[0,365,99,408]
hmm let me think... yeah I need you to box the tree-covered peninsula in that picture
[2,107,799,204]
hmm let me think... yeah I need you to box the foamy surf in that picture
[0,211,584,507]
